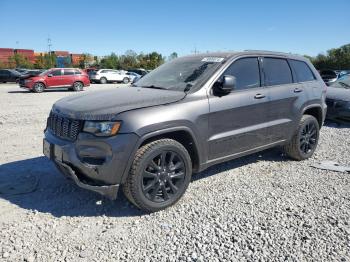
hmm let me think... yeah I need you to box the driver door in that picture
[46,69,64,87]
[207,57,270,160]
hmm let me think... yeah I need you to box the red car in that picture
[19,68,90,93]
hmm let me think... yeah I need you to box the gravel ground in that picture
[0,83,349,261]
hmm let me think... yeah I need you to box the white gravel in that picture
[0,83,349,261]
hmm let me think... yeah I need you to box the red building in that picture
[0,48,14,65]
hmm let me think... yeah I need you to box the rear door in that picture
[62,69,75,86]
[46,69,64,87]
[262,57,304,143]
[207,57,270,160]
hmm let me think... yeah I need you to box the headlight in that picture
[83,121,121,137]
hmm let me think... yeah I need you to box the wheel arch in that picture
[120,127,201,184]
[302,105,324,127]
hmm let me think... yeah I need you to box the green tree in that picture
[168,52,178,61]
[8,53,33,69]
[79,53,94,68]
[309,43,350,70]
[100,52,120,69]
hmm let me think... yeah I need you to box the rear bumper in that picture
[44,130,139,199]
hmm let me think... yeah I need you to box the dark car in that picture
[128,68,148,76]
[0,69,22,83]
[20,69,44,78]
[326,74,350,122]
[320,69,338,85]
[43,51,327,212]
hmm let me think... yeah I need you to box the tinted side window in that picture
[63,69,75,75]
[263,58,292,86]
[51,70,62,76]
[223,57,260,90]
[74,69,81,75]
[289,60,315,82]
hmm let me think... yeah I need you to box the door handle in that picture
[294,87,303,93]
[254,94,266,99]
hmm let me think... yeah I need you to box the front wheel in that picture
[283,114,320,160]
[122,77,129,84]
[123,139,192,212]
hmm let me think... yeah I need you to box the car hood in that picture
[326,86,350,101]
[52,87,186,120]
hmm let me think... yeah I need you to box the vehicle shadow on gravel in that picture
[0,156,143,218]
[193,147,286,181]
[1,148,286,217]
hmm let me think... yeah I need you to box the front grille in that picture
[47,112,83,141]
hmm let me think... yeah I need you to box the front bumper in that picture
[44,130,139,199]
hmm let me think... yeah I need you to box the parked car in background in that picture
[320,69,338,85]
[326,74,350,122]
[0,69,21,83]
[19,68,90,93]
[126,72,141,82]
[128,68,148,76]
[43,51,326,212]
[20,69,44,77]
[89,69,130,84]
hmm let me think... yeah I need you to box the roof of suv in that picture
[182,51,308,61]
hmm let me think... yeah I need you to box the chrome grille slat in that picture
[47,112,82,141]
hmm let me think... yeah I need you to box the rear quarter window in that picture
[63,69,75,75]
[263,58,293,86]
[289,60,316,82]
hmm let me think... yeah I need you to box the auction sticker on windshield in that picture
[201,57,224,63]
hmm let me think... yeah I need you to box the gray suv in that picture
[43,51,327,212]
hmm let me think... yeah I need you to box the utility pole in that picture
[192,45,199,54]
[47,36,52,54]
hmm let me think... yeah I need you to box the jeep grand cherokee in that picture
[43,51,327,212]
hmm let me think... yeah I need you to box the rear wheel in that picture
[123,77,129,84]
[73,81,83,91]
[100,77,107,84]
[123,139,192,212]
[33,82,45,93]
[284,114,320,160]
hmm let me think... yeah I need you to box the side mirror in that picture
[214,75,236,94]
[47,74,53,77]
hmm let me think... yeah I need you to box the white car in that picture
[90,69,130,84]
[126,72,141,82]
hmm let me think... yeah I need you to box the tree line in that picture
[0,50,178,70]
[305,44,350,70]
[1,44,350,71]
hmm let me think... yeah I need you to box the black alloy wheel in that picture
[142,151,186,203]
[299,121,318,154]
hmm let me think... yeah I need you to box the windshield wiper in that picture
[141,85,167,90]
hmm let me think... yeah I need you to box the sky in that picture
[0,0,349,57]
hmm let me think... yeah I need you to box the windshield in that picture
[134,56,225,91]
[39,70,50,76]
[330,75,350,89]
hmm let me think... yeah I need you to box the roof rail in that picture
[243,49,292,55]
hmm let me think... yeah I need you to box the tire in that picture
[100,77,107,84]
[123,139,192,212]
[72,81,83,91]
[33,82,45,93]
[283,114,320,161]
[123,77,129,84]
